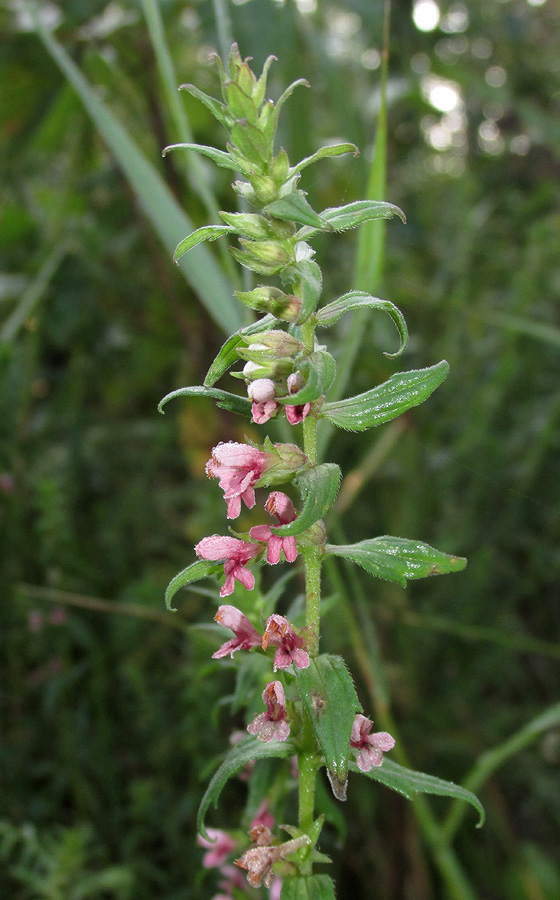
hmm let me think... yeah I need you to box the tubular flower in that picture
[247,681,290,743]
[212,605,263,659]
[285,372,311,425]
[350,714,395,771]
[262,614,309,671]
[206,442,271,519]
[249,492,298,564]
[196,829,237,869]
[247,378,280,424]
[195,535,262,597]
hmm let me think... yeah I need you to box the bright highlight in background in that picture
[413,0,441,32]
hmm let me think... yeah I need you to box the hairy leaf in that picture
[351,759,485,827]
[162,141,248,174]
[297,199,406,240]
[158,385,251,417]
[204,314,277,386]
[289,143,359,178]
[173,225,233,263]
[198,738,295,840]
[178,83,232,128]
[296,655,362,800]
[315,291,408,358]
[165,560,222,611]
[321,361,449,431]
[265,192,330,230]
[272,464,341,537]
[325,537,466,587]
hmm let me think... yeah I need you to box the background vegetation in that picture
[1,0,559,897]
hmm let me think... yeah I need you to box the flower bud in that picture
[247,379,276,404]
[219,211,271,240]
[238,239,292,267]
[269,149,290,185]
[251,175,278,205]
[240,330,303,357]
[258,441,309,486]
[235,287,303,322]
[242,358,293,379]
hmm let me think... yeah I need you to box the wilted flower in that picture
[262,614,309,671]
[212,605,263,659]
[235,835,310,889]
[350,714,395,771]
[247,681,290,742]
[250,492,298,564]
[195,535,262,597]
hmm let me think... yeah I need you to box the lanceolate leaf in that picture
[321,361,449,431]
[265,192,330,230]
[165,560,223,611]
[350,759,485,828]
[162,141,248,174]
[197,738,296,840]
[158,385,251,417]
[271,464,341,537]
[178,83,232,128]
[295,655,362,800]
[204,314,277,386]
[173,225,234,263]
[315,292,408,359]
[325,537,466,587]
[288,143,359,178]
[280,875,337,900]
[297,199,406,240]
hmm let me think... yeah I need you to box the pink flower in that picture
[248,379,281,424]
[247,681,290,743]
[286,373,311,425]
[206,442,271,519]
[249,492,298,565]
[262,615,309,671]
[350,714,395,771]
[212,605,263,659]
[197,829,237,868]
[250,800,275,831]
[195,535,262,597]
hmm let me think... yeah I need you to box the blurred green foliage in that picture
[1,1,559,898]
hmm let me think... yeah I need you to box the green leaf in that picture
[297,199,405,240]
[270,78,310,138]
[289,143,359,178]
[231,120,269,164]
[276,351,336,406]
[32,16,242,335]
[351,759,485,828]
[178,82,232,128]
[326,537,466,587]
[173,225,233,263]
[204,314,277,387]
[280,875,337,900]
[265,192,331,230]
[295,655,362,800]
[162,141,248,174]
[165,560,222,611]
[315,291,408,359]
[282,260,323,323]
[321,361,449,431]
[158,385,251,417]
[197,738,295,840]
[272,464,341,537]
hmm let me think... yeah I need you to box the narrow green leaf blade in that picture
[351,759,485,828]
[272,464,341,537]
[173,225,233,263]
[280,875,337,900]
[33,19,242,334]
[178,82,232,127]
[197,738,295,839]
[204,314,277,386]
[296,655,362,800]
[297,200,405,240]
[165,560,222,611]
[162,141,246,173]
[321,361,449,431]
[315,291,408,358]
[289,143,359,178]
[158,385,251,417]
[326,537,466,587]
[265,192,330,230]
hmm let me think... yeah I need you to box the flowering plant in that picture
[160,45,483,900]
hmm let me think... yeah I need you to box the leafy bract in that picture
[158,385,251,417]
[280,875,337,900]
[297,199,406,240]
[325,537,466,587]
[315,291,408,358]
[296,655,361,800]
[162,141,249,174]
[173,225,233,264]
[178,83,232,128]
[265,192,330,230]
[350,759,485,828]
[276,352,336,407]
[204,314,277,386]
[288,143,359,178]
[321,361,449,431]
[271,464,341,537]
[165,560,222,611]
[197,738,295,840]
